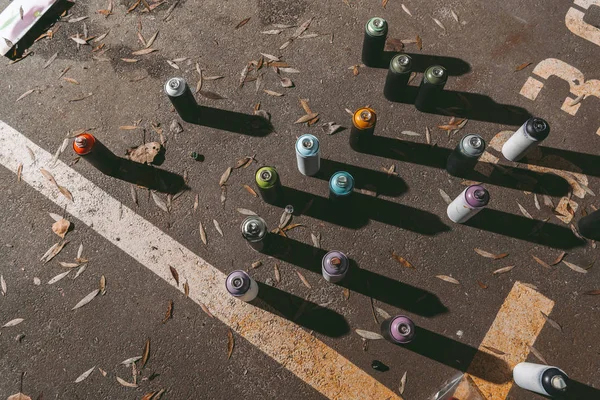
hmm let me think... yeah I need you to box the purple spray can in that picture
[225,270,259,302]
[321,251,350,283]
[447,185,490,224]
[381,315,416,345]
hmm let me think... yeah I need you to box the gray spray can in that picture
[241,216,268,252]
[502,118,550,161]
[513,362,569,397]
[381,315,416,345]
[295,134,320,176]
[447,185,490,223]
[446,134,486,176]
[321,251,349,283]
[164,77,198,122]
[225,270,259,302]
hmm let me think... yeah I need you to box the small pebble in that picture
[371,360,389,372]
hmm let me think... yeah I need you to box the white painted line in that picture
[0,121,401,400]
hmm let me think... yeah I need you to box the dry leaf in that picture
[99,275,106,295]
[375,307,392,320]
[355,329,384,340]
[483,346,507,356]
[540,311,562,332]
[439,189,452,205]
[550,252,566,266]
[436,275,460,284]
[534,194,541,210]
[432,17,446,31]
[416,35,423,50]
[279,67,300,74]
[399,371,407,395]
[451,10,460,23]
[474,248,508,259]
[63,77,80,85]
[237,208,257,216]
[16,89,35,102]
[235,17,251,29]
[200,303,214,318]
[48,271,70,284]
[529,345,548,364]
[131,185,138,207]
[146,31,159,48]
[477,281,488,289]
[532,255,551,269]
[392,251,414,268]
[0,275,5,296]
[343,288,350,300]
[243,184,258,197]
[584,289,600,295]
[563,260,588,274]
[131,48,157,55]
[296,271,312,289]
[234,156,254,169]
[311,232,321,248]
[262,29,282,35]
[569,94,585,106]
[152,191,168,212]
[264,89,284,97]
[294,113,319,124]
[58,185,74,202]
[213,219,223,236]
[492,265,515,275]
[59,262,80,268]
[199,220,207,245]
[193,193,199,211]
[2,318,24,327]
[116,376,138,388]
[41,240,69,263]
[75,366,95,383]
[141,338,150,368]
[199,90,226,100]
[227,329,235,359]
[219,167,232,186]
[162,300,174,323]
[72,289,100,310]
[121,356,141,365]
[74,264,87,279]
[515,62,532,72]
[274,264,281,283]
[280,77,294,88]
[52,218,71,238]
[279,211,292,229]
[517,202,533,219]
[401,4,412,16]
[169,266,179,286]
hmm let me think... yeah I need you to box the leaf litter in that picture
[72,289,100,310]
[474,248,508,259]
[355,329,384,340]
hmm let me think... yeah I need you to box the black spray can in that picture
[361,17,388,67]
[577,208,600,240]
[384,54,412,102]
[164,77,198,123]
[446,134,486,176]
[415,65,448,112]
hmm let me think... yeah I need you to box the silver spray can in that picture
[447,185,490,223]
[321,251,349,283]
[513,362,569,397]
[164,77,198,123]
[502,117,550,161]
[225,270,259,302]
[295,134,320,176]
[241,216,268,252]
[446,134,486,176]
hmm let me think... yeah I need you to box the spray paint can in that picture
[502,118,550,162]
[446,134,486,176]
[381,315,416,345]
[384,54,413,102]
[72,133,120,176]
[362,17,388,67]
[164,77,198,122]
[321,251,349,283]
[415,65,448,112]
[329,171,354,202]
[225,270,259,302]
[349,107,377,151]
[241,216,268,252]
[513,362,569,397]
[447,185,490,223]
[577,208,600,240]
[255,166,284,205]
[295,134,320,176]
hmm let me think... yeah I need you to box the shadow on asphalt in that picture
[566,379,600,399]
[352,138,571,196]
[275,187,451,234]
[378,52,472,76]
[523,147,600,178]
[254,282,350,338]
[111,158,188,195]
[465,209,586,250]
[182,105,274,137]
[261,234,449,318]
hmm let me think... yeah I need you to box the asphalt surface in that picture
[0,0,599,399]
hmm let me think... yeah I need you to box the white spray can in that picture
[447,185,490,223]
[225,270,259,302]
[295,134,320,176]
[502,117,550,161]
[513,362,569,397]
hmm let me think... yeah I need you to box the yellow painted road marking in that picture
[453,281,554,399]
[0,121,401,400]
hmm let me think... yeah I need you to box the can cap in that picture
[524,117,550,141]
[353,107,377,130]
[241,216,267,241]
[295,134,320,157]
[164,77,187,97]
[255,166,278,189]
[73,133,96,155]
[322,251,349,276]
[329,171,355,196]
[424,65,448,86]
[389,315,415,344]
[465,185,490,208]
[366,17,388,36]
[390,54,412,74]
[460,134,486,158]
[226,270,251,296]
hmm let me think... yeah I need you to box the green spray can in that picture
[362,17,388,67]
[384,54,413,102]
[255,166,284,205]
[415,65,447,112]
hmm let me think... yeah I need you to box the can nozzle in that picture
[551,375,567,390]
[74,136,88,148]
[432,67,445,77]
[232,277,243,289]
[373,18,383,28]
[260,170,272,182]
[247,222,259,234]
[302,138,313,149]
[397,323,412,336]
[168,79,181,90]
[474,189,486,200]
[331,257,341,266]
[469,136,483,149]
[337,176,348,188]
[360,110,372,122]
[533,119,547,132]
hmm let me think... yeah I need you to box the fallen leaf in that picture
[200,303,214,318]
[279,211,292,229]
[152,191,168,212]
[280,77,294,88]
[563,260,588,274]
[141,338,150,368]
[483,346,506,356]
[550,252,567,266]
[132,48,157,56]
[451,10,460,23]
[33,277,41,286]
[169,266,179,286]
[399,371,407,394]
[219,167,232,186]
[264,89,284,97]
[2,318,24,328]
[75,366,95,383]
[40,168,57,186]
[401,131,420,137]
[540,311,562,332]
[99,275,106,295]
[534,194,541,210]
[439,188,452,205]
[296,271,312,289]
[145,31,159,48]
[436,275,460,284]
[532,255,551,269]
[375,307,392,320]
[63,77,80,85]
[162,300,174,323]
[166,60,179,69]
[199,221,207,245]
[517,202,533,219]
[321,122,342,135]
[279,67,300,74]
[121,356,142,365]
[16,89,35,102]
[477,281,488,289]
[116,376,138,388]
[529,345,548,364]
[416,35,423,50]
[41,240,69,263]
[343,288,350,300]
[355,329,384,340]
[311,232,321,248]
[170,119,183,134]
[392,251,414,268]
[584,289,600,295]
[16,164,22,181]
[262,29,282,35]
[52,218,70,238]
[235,17,251,29]
[515,62,532,72]
[227,329,235,359]
[58,185,74,202]
[492,265,515,275]
[0,275,5,296]
[131,185,138,207]
[474,248,509,259]
[401,4,413,16]
[237,208,257,216]
[384,38,404,52]
[292,18,312,38]
[274,264,281,283]
[243,184,258,197]
[199,90,226,100]
[569,94,585,106]
[47,271,70,284]
[70,36,89,45]
[432,17,446,30]
[74,264,87,279]
[72,289,100,310]
[294,113,319,124]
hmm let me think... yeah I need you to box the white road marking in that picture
[0,120,400,400]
